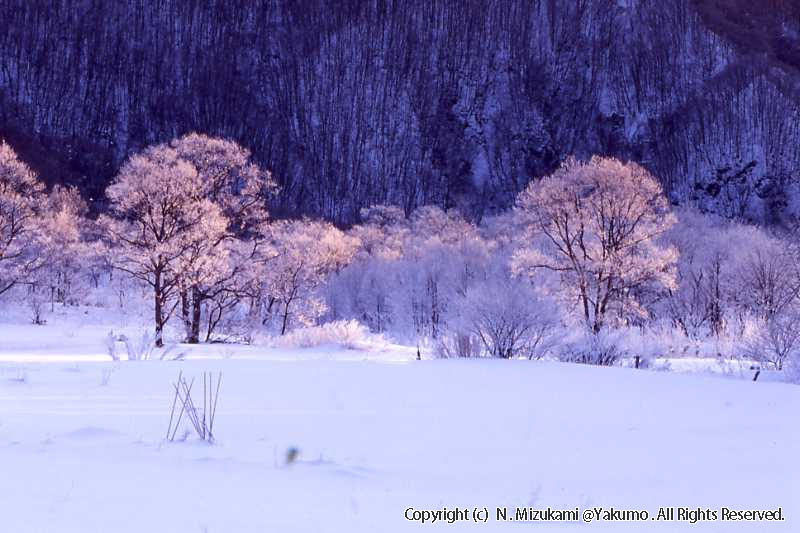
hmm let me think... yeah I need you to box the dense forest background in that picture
[1,0,799,224]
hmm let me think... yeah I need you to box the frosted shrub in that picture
[272,320,385,350]
[27,286,47,325]
[560,328,624,366]
[785,353,800,384]
[104,330,120,361]
[120,330,182,361]
[615,326,670,368]
[742,310,800,371]
[446,277,558,359]
[435,332,483,359]
[122,330,156,361]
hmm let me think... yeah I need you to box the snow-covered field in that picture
[0,315,798,532]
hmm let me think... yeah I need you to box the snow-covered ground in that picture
[0,312,798,532]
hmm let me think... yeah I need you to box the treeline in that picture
[1,0,800,223]
[3,136,800,376]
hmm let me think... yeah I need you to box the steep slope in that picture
[0,0,798,223]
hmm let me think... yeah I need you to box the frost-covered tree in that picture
[349,205,409,260]
[35,186,92,308]
[169,133,275,343]
[100,144,227,346]
[512,157,678,332]
[662,210,798,338]
[263,219,358,334]
[0,141,46,296]
[100,135,274,345]
[197,238,264,342]
[663,210,740,337]
[399,207,488,338]
[736,233,800,321]
[328,205,498,341]
[327,206,410,332]
[169,133,272,225]
[0,154,89,319]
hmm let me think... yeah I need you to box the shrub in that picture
[742,311,800,371]
[122,330,156,361]
[447,277,558,359]
[272,320,386,350]
[785,354,800,384]
[560,328,624,366]
[434,332,483,359]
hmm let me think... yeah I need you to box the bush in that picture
[122,330,156,361]
[272,320,386,350]
[104,330,120,361]
[447,277,558,359]
[742,311,800,371]
[785,354,800,384]
[434,332,483,359]
[560,328,624,366]
[112,330,183,361]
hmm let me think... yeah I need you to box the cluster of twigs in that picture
[166,371,222,443]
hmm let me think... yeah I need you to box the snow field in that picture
[0,355,796,532]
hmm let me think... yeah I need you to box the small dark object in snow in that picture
[286,447,300,464]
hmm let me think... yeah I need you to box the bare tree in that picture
[737,239,800,321]
[663,210,743,337]
[100,135,275,346]
[99,144,227,346]
[512,156,678,332]
[263,219,358,335]
[35,185,91,309]
[169,133,275,343]
[0,141,46,296]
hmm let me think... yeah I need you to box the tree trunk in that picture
[281,301,291,335]
[188,287,202,344]
[261,297,276,326]
[154,271,164,348]
[206,305,220,343]
[180,289,190,339]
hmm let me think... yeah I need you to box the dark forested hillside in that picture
[1,0,799,223]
